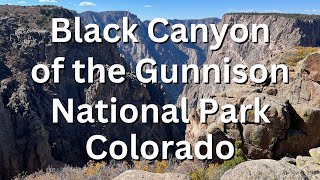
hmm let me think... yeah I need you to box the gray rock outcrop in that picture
[221,159,308,180]
[114,170,191,180]
[296,147,320,179]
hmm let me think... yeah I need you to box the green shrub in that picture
[2,11,9,16]
[190,168,207,180]
[40,9,52,17]
[19,16,29,25]
[190,141,247,180]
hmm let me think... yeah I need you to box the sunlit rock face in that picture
[179,13,320,160]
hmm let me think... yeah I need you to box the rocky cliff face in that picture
[0,6,180,179]
[180,13,320,159]
[79,11,220,103]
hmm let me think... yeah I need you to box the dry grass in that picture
[15,144,246,180]
[14,159,179,180]
[15,159,245,180]
[14,161,131,180]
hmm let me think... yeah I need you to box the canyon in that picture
[1,4,320,180]
[79,11,220,103]
[0,6,181,179]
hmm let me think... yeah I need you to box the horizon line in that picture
[1,4,320,21]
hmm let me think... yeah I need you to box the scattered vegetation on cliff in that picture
[281,46,319,66]
[190,141,247,180]
[225,12,320,20]
[0,5,73,29]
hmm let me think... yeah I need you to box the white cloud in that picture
[262,9,281,13]
[18,1,27,3]
[144,5,152,8]
[227,8,255,13]
[243,9,254,12]
[304,9,318,13]
[39,0,58,3]
[79,1,96,6]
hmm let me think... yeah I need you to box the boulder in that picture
[114,170,191,180]
[296,148,320,180]
[221,159,308,180]
[309,147,320,163]
[302,52,320,81]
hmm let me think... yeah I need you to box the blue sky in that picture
[1,0,320,20]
